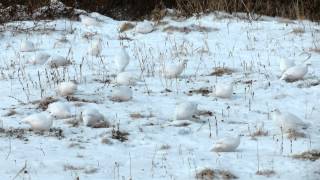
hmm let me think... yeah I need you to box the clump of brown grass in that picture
[188,87,212,96]
[309,47,320,54]
[130,112,154,119]
[34,96,58,110]
[251,129,268,138]
[292,150,320,161]
[256,169,276,177]
[196,168,238,180]
[163,24,219,34]
[287,130,306,139]
[119,22,136,32]
[291,27,305,34]
[159,144,171,150]
[209,67,234,76]
[111,126,129,142]
[3,109,18,116]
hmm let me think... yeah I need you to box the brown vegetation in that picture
[1,0,319,23]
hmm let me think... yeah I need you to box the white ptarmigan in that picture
[80,15,99,26]
[114,47,130,72]
[57,81,77,96]
[111,86,133,102]
[280,62,310,82]
[88,39,102,57]
[81,108,109,127]
[280,58,295,73]
[46,55,70,68]
[28,52,50,65]
[116,71,140,86]
[20,40,35,52]
[47,101,72,119]
[163,60,187,79]
[22,113,53,131]
[211,135,240,152]
[271,108,309,133]
[135,20,154,34]
[174,101,198,121]
[214,83,233,98]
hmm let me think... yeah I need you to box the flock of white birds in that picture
[17,14,314,155]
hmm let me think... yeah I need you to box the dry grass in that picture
[163,24,219,34]
[256,170,276,177]
[130,112,154,119]
[34,96,58,110]
[287,130,306,139]
[188,87,211,96]
[3,109,18,116]
[309,47,320,54]
[292,150,320,161]
[119,22,136,32]
[111,127,129,142]
[196,168,238,180]
[291,27,305,34]
[209,67,234,76]
[251,129,268,137]
[0,127,64,140]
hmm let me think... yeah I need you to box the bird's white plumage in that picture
[271,109,308,133]
[88,39,102,56]
[20,40,35,52]
[111,86,133,101]
[116,71,140,86]
[114,48,130,72]
[280,58,295,73]
[135,20,154,34]
[28,52,50,65]
[22,113,53,131]
[46,55,70,68]
[211,136,240,152]
[57,81,77,96]
[80,15,99,26]
[47,101,72,119]
[81,108,106,127]
[174,101,198,120]
[280,63,309,81]
[214,83,233,98]
[163,60,187,79]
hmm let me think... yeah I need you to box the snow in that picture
[0,11,319,180]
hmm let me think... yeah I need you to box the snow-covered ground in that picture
[0,11,319,180]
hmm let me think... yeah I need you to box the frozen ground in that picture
[0,11,319,180]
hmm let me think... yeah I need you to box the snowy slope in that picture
[0,12,319,180]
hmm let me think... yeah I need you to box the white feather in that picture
[46,55,70,68]
[163,60,187,79]
[214,83,233,98]
[111,86,133,101]
[22,113,52,131]
[174,101,198,120]
[135,20,154,34]
[211,136,240,152]
[47,101,72,119]
[272,109,308,133]
[114,48,130,72]
[81,108,106,127]
[280,63,309,81]
[116,72,140,86]
[20,40,35,52]
[28,52,50,65]
[57,81,77,96]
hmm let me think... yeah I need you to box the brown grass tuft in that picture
[210,67,234,76]
[196,168,238,180]
[292,150,320,161]
[256,169,276,177]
